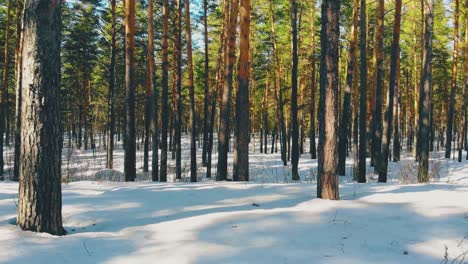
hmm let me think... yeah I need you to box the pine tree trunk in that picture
[185,0,197,182]
[174,0,182,180]
[445,0,459,159]
[106,0,116,170]
[317,0,340,200]
[124,0,136,181]
[0,0,12,179]
[357,0,367,183]
[159,0,169,182]
[13,0,24,182]
[17,0,64,236]
[309,5,317,159]
[202,0,210,167]
[371,0,384,172]
[217,0,239,181]
[147,0,158,180]
[417,0,434,182]
[290,0,300,180]
[233,0,250,182]
[379,0,401,182]
[338,0,358,176]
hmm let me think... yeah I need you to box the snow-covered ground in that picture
[0,136,467,263]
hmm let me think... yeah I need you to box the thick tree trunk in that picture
[17,0,64,236]
[185,0,197,182]
[233,0,250,182]
[317,0,340,200]
[338,0,358,176]
[379,0,401,182]
[159,0,169,182]
[417,0,434,182]
[357,0,367,183]
[290,0,300,180]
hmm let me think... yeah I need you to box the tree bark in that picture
[216,0,239,181]
[233,0,250,182]
[202,0,210,167]
[185,0,197,182]
[13,0,24,182]
[317,0,340,200]
[17,0,65,236]
[417,0,434,182]
[338,0,358,176]
[445,0,459,159]
[290,0,300,180]
[379,0,401,182]
[357,0,367,183]
[0,0,12,179]
[159,0,169,182]
[106,0,116,170]
[174,0,182,180]
[371,0,384,172]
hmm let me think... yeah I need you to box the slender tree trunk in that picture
[147,0,158,181]
[393,57,401,162]
[463,0,468,160]
[13,0,24,182]
[371,0,384,172]
[338,0,358,176]
[185,0,197,182]
[17,0,64,235]
[417,0,434,182]
[310,4,317,160]
[174,0,182,180]
[268,0,287,165]
[202,0,210,167]
[379,0,401,182]
[317,0,340,200]
[446,0,459,159]
[0,0,12,179]
[217,0,239,181]
[357,0,367,183]
[233,0,250,182]
[106,0,116,170]
[290,0,299,180]
[124,0,136,181]
[160,0,169,182]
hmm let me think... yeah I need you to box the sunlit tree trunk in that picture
[17,0,64,235]
[124,0,136,181]
[290,0,299,180]
[317,0,340,200]
[202,0,210,167]
[233,0,250,181]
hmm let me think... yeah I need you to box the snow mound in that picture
[92,169,124,182]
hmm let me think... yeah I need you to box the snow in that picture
[0,137,468,263]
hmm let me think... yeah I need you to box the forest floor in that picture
[0,137,467,263]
